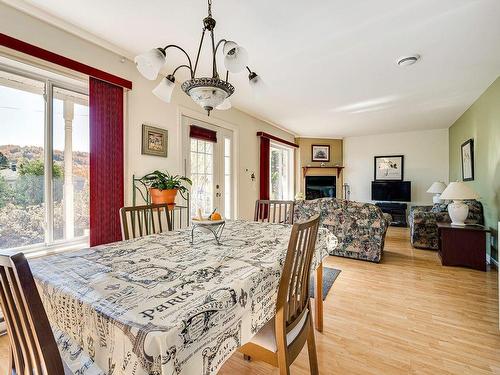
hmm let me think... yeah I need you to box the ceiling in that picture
[9,0,500,137]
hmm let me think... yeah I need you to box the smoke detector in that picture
[397,55,420,67]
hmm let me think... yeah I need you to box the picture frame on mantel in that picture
[374,155,404,181]
[461,138,474,181]
[311,144,330,162]
[142,124,168,157]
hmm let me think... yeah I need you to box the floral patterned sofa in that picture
[294,198,390,263]
[408,200,484,250]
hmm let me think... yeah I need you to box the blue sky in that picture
[0,85,89,152]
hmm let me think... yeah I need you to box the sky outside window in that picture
[0,85,89,152]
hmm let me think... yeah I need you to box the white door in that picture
[182,116,233,219]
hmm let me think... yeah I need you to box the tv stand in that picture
[375,202,408,227]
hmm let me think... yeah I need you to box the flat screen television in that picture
[371,181,411,202]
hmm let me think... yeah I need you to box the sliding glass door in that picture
[0,61,89,252]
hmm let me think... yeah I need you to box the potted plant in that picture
[140,170,192,206]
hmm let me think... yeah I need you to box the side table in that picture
[437,222,490,271]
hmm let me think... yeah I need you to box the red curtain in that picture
[89,78,124,246]
[259,136,270,201]
[190,125,217,142]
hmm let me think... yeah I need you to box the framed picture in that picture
[374,155,404,181]
[311,144,330,162]
[461,138,474,181]
[142,124,168,157]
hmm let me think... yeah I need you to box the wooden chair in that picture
[254,200,295,224]
[0,252,102,374]
[120,203,173,240]
[240,215,321,375]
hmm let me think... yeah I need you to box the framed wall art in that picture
[311,144,330,162]
[461,138,474,181]
[374,155,404,181]
[142,124,168,157]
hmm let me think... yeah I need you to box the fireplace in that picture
[305,175,336,200]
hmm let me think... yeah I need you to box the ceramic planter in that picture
[150,188,177,207]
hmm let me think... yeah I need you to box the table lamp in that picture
[426,181,447,203]
[439,181,479,226]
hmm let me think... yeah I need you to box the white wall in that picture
[344,128,449,206]
[0,2,295,220]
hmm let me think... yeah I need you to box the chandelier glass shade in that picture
[134,0,261,115]
[135,48,166,81]
[152,75,175,103]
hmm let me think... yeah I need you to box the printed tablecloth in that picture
[30,220,335,375]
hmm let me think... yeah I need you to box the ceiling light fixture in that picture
[397,55,420,67]
[135,0,261,115]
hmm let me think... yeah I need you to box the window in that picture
[0,60,89,252]
[270,143,294,200]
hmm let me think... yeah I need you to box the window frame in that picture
[0,59,89,254]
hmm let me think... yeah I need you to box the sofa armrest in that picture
[409,209,449,250]
[409,205,434,227]
[411,210,449,225]
[409,205,432,216]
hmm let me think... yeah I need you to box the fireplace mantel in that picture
[302,166,344,177]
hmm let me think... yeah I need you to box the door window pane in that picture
[224,137,231,219]
[0,71,45,249]
[190,138,214,217]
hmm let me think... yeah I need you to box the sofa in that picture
[294,198,390,263]
[408,200,484,250]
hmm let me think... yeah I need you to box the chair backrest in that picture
[0,253,65,374]
[276,215,320,335]
[120,203,173,240]
[254,200,295,224]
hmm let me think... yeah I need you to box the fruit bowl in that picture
[191,218,225,225]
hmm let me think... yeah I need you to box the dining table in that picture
[30,220,337,375]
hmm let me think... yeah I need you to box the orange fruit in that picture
[210,212,222,220]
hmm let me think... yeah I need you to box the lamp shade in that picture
[152,76,175,103]
[223,41,248,73]
[135,48,166,80]
[440,181,479,200]
[249,72,266,97]
[426,181,447,194]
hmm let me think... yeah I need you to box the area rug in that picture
[309,267,341,300]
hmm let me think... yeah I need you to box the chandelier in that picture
[134,0,263,115]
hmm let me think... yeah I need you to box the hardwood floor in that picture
[1,227,499,374]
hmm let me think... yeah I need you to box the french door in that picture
[182,116,233,219]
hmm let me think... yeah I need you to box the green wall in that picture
[449,76,500,261]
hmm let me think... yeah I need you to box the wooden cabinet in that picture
[437,223,490,271]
